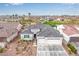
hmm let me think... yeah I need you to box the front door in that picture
[34,34,36,39]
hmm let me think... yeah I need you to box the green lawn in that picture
[43,20,64,26]
[43,19,79,26]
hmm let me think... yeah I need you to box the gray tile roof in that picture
[37,28,62,37]
[21,23,46,34]
[21,29,33,34]
[21,23,62,37]
[27,23,47,30]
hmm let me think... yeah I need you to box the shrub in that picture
[67,43,77,54]
[68,48,72,54]
[0,48,4,53]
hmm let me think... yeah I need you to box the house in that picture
[57,25,79,55]
[57,18,64,21]
[36,28,68,56]
[20,23,63,41]
[0,22,22,48]
[57,25,79,43]
[20,23,68,56]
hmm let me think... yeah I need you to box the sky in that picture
[0,3,79,15]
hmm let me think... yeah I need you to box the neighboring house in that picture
[57,25,79,43]
[0,15,21,21]
[47,18,55,21]
[0,22,22,48]
[57,18,64,21]
[57,25,79,55]
[20,23,68,56]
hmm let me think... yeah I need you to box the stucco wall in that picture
[0,42,7,48]
[62,33,70,43]
[20,34,34,40]
[16,24,22,31]
[7,32,18,42]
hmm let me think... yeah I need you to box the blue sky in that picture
[0,3,79,15]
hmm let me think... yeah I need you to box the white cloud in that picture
[9,3,24,6]
[5,3,24,6]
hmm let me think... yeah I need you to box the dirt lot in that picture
[0,37,37,56]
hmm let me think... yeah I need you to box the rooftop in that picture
[21,23,62,37]
[37,45,67,56]
[37,28,62,37]
[0,22,20,40]
[62,25,79,36]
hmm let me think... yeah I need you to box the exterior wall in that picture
[7,32,18,42]
[57,18,61,21]
[76,47,79,55]
[0,42,7,48]
[20,34,34,40]
[77,50,79,55]
[62,33,70,43]
[75,26,79,31]
[57,26,70,43]
[16,24,22,31]
[57,25,65,35]
[62,33,79,43]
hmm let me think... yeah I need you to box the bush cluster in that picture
[0,48,4,53]
[67,43,77,54]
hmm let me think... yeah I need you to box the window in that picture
[24,35,29,38]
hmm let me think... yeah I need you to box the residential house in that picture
[57,25,79,55]
[20,23,68,56]
[0,22,22,48]
[57,25,79,43]
[57,18,64,21]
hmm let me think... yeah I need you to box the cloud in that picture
[5,3,24,6]
[9,3,24,6]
